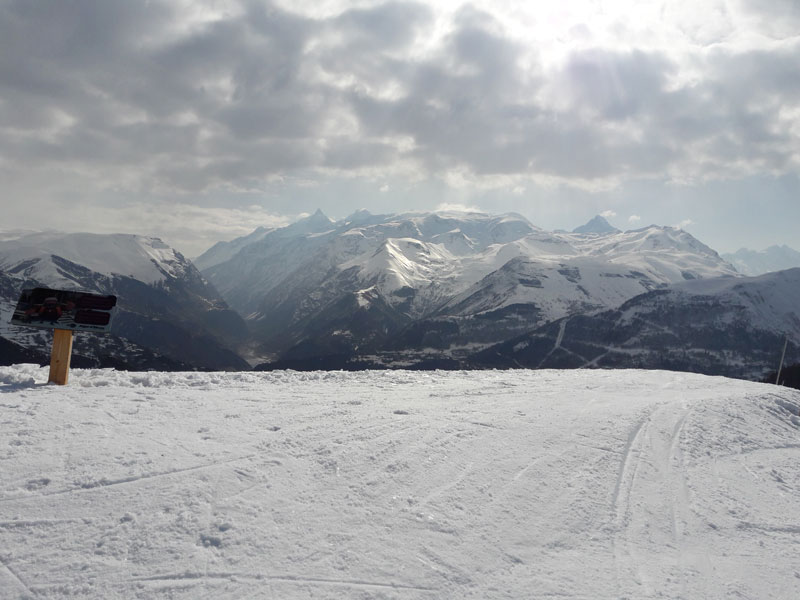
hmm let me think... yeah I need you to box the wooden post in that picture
[48,329,74,385]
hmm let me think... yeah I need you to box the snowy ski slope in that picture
[1,366,798,599]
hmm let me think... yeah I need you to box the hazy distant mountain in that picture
[196,210,738,366]
[572,215,621,234]
[193,226,274,271]
[722,245,800,276]
[472,268,800,379]
[0,232,248,370]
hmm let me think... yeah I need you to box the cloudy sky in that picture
[1,0,798,256]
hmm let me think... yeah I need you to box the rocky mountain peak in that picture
[573,215,621,235]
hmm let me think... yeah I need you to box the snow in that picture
[0,232,188,285]
[1,366,799,599]
[343,221,737,322]
[668,268,800,340]
[355,286,378,308]
[0,300,48,352]
[722,245,800,277]
[348,238,459,294]
[198,211,739,326]
[567,226,733,282]
[192,227,274,271]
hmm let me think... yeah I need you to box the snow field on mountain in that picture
[349,223,738,318]
[198,211,740,327]
[0,232,187,285]
[1,366,799,599]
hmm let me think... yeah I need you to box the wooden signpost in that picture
[49,329,74,385]
[10,288,117,385]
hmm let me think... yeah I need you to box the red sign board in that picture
[10,288,117,333]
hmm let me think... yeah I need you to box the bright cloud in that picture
[436,202,483,213]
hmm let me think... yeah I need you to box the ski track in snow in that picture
[608,402,700,598]
[0,365,799,599]
[0,454,257,503]
[0,554,35,598]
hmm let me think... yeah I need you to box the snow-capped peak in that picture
[349,238,456,294]
[0,231,190,285]
[297,208,334,232]
[573,215,621,235]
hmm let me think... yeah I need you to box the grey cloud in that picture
[1,0,170,63]
[639,42,800,173]
[707,43,800,101]
[449,7,520,75]
[351,34,682,179]
[322,139,399,169]
[735,0,800,38]
[0,0,798,197]
[348,7,537,173]
[1,0,325,189]
[558,49,673,119]
[333,1,433,50]
[154,138,323,192]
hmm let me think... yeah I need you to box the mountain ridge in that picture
[470,267,800,379]
[722,244,800,276]
[195,209,739,366]
[0,232,249,370]
[3,213,788,379]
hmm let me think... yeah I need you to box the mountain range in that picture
[722,245,800,276]
[473,268,800,379]
[195,210,737,365]
[1,213,796,380]
[0,232,248,370]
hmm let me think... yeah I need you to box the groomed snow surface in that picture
[1,366,799,599]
